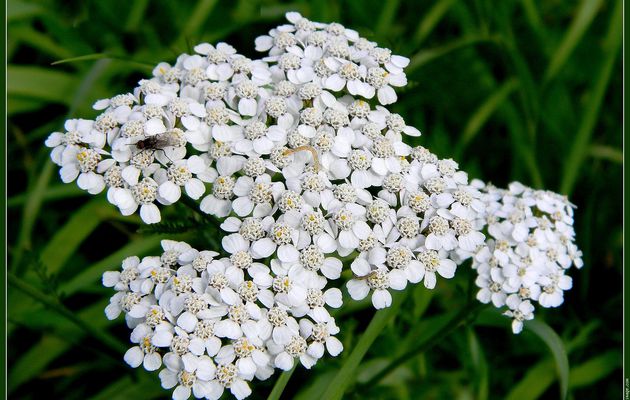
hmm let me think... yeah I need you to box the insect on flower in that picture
[133,132,182,152]
[130,131,185,163]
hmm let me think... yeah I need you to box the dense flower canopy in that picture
[45,12,583,400]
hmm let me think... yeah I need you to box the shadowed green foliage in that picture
[8,0,621,399]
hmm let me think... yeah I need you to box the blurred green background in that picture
[7,0,622,399]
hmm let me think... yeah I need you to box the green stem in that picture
[361,303,486,389]
[267,364,297,400]
[8,273,127,354]
[320,291,408,400]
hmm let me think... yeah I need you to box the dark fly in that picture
[134,133,180,152]
[132,132,181,163]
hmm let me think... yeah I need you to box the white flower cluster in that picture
[45,40,270,224]
[45,10,583,400]
[103,240,343,400]
[472,181,583,334]
[44,12,412,225]
[256,12,410,105]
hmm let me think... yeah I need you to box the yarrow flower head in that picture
[43,10,583,400]
[471,181,582,333]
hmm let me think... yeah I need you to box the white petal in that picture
[123,346,144,368]
[238,98,258,116]
[351,258,371,276]
[143,352,162,371]
[251,238,276,258]
[159,181,182,203]
[326,337,343,356]
[140,203,161,224]
[177,312,198,332]
[275,352,294,371]
[346,279,369,300]
[372,289,392,309]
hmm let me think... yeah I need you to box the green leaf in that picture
[467,328,489,400]
[375,0,401,37]
[8,65,79,104]
[8,335,68,392]
[51,53,110,65]
[519,0,545,39]
[412,0,457,46]
[59,235,164,295]
[41,198,114,274]
[319,291,406,400]
[569,350,621,388]
[502,102,544,187]
[7,0,43,21]
[506,358,555,400]
[408,35,496,73]
[173,0,219,48]
[9,25,74,60]
[124,0,150,32]
[267,364,297,400]
[455,77,519,159]
[12,160,54,272]
[90,374,165,400]
[7,294,123,393]
[294,370,337,400]
[8,184,86,208]
[560,0,622,195]
[525,319,570,400]
[544,0,604,83]
[7,96,44,115]
[588,144,623,164]
[363,306,474,388]
[8,273,126,353]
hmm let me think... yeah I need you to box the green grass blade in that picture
[560,0,622,195]
[267,364,297,400]
[568,350,621,388]
[408,35,495,73]
[412,0,456,46]
[8,184,86,208]
[59,235,164,295]
[294,370,336,400]
[455,77,519,158]
[8,273,126,354]
[319,291,406,400]
[502,102,544,187]
[90,374,165,400]
[588,144,623,164]
[375,0,400,37]
[174,0,219,48]
[7,0,43,21]
[10,26,73,60]
[544,0,604,83]
[8,300,116,393]
[124,0,150,32]
[41,198,114,274]
[525,319,570,400]
[467,328,489,400]
[363,304,483,389]
[51,53,109,65]
[519,0,545,38]
[8,335,68,393]
[8,65,78,104]
[506,358,555,400]
[11,160,53,273]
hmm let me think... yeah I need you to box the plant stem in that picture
[361,302,486,389]
[320,291,408,400]
[267,364,297,400]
